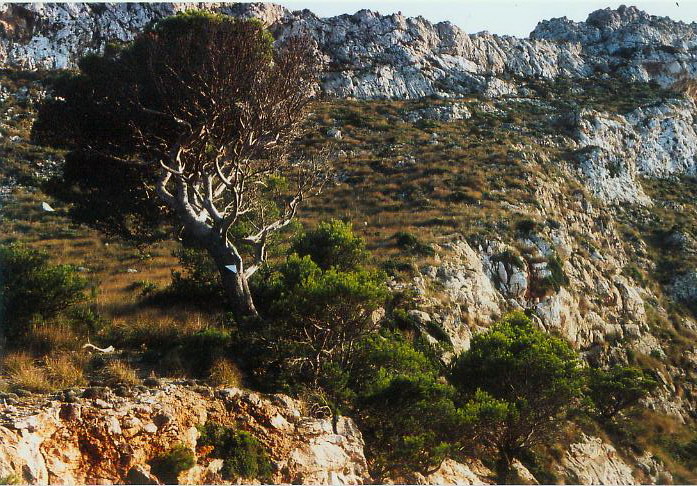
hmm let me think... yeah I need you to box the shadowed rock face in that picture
[0,3,695,98]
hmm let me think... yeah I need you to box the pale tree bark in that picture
[154,137,328,320]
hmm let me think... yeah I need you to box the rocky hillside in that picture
[0,3,696,98]
[1,3,697,485]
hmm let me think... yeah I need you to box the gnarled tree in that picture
[34,11,326,319]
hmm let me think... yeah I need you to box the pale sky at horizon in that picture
[275,0,697,37]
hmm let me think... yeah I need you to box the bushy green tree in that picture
[450,311,584,468]
[250,254,388,386]
[587,365,657,422]
[357,374,464,481]
[166,247,224,303]
[291,219,366,271]
[341,332,460,480]
[0,244,88,341]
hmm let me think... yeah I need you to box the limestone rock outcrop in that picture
[0,384,370,485]
[1,3,696,98]
[572,99,697,204]
[557,434,636,485]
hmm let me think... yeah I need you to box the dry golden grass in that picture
[2,352,54,393]
[103,359,141,386]
[102,312,211,349]
[45,353,87,388]
[24,324,81,354]
[208,358,243,388]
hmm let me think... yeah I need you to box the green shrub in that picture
[178,328,232,377]
[149,444,196,484]
[450,311,584,469]
[530,253,568,297]
[357,375,463,481]
[128,279,159,297]
[587,365,658,422]
[622,264,646,287]
[0,244,89,342]
[515,219,538,234]
[348,332,458,479]
[291,219,366,271]
[350,331,440,395]
[197,422,272,481]
[0,474,21,485]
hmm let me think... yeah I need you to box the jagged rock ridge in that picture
[0,3,695,98]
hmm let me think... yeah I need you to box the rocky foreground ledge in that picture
[0,383,666,485]
[0,384,369,484]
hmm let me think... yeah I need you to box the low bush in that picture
[45,353,87,388]
[208,358,243,387]
[393,231,435,257]
[2,352,53,393]
[291,219,366,271]
[149,444,196,485]
[197,422,273,481]
[587,365,657,422]
[0,244,90,343]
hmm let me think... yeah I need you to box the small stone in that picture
[61,389,78,403]
[143,377,161,388]
[82,387,107,399]
[142,422,158,434]
[327,128,342,139]
[59,403,81,421]
[193,386,213,398]
[133,405,152,416]
[40,201,55,212]
[126,466,159,485]
[0,393,18,405]
[93,399,112,409]
[106,416,122,435]
[115,386,133,398]
[126,268,138,274]
[153,411,172,428]
[121,416,141,430]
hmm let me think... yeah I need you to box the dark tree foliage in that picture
[357,375,464,481]
[149,444,195,485]
[248,254,388,387]
[587,365,658,421]
[33,10,324,319]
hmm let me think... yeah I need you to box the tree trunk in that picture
[205,236,259,321]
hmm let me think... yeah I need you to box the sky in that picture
[276,0,697,37]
